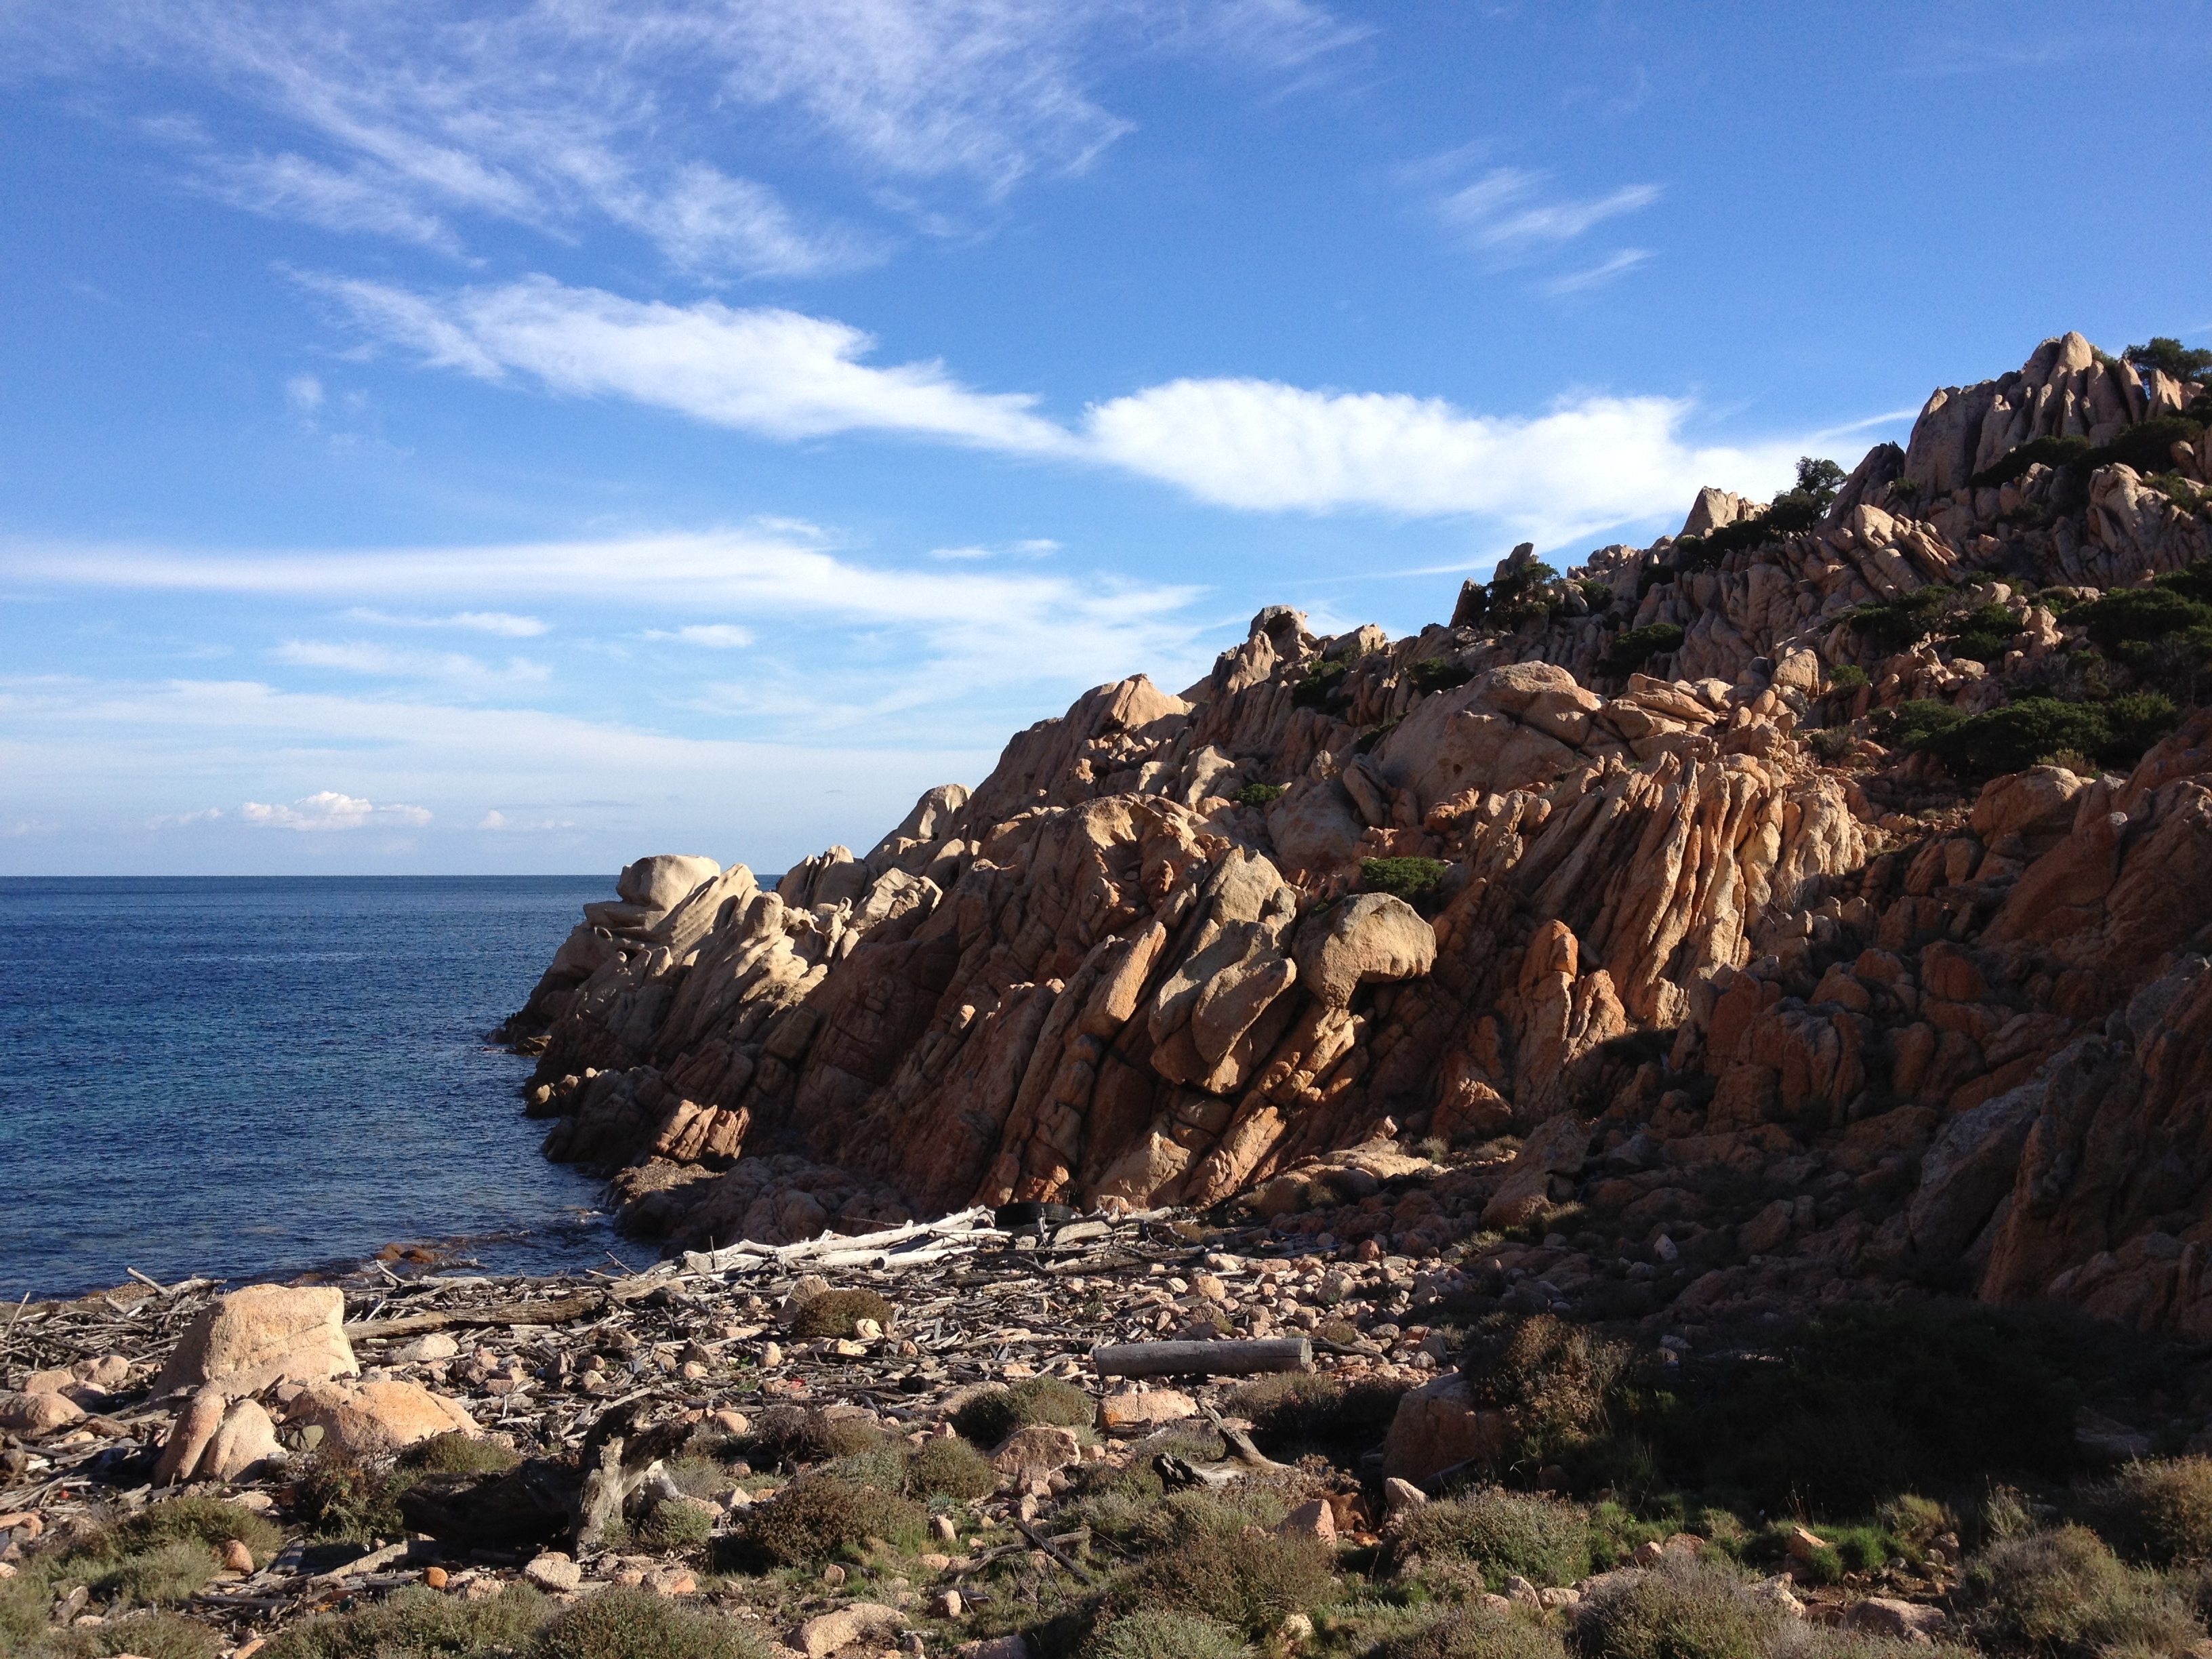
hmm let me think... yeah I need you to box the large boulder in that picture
[1971,766,2088,850]
[583,854,721,933]
[1481,1114,1593,1227]
[156,1286,356,1395]
[1295,894,1437,1008]
[1382,1370,1508,1483]
[287,1379,479,1456]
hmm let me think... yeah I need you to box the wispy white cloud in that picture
[1541,249,1653,296]
[1438,166,1661,258]
[316,274,1074,451]
[313,274,1808,538]
[643,623,756,649]
[272,638,551,683]
[241,790,432,830]
[344,608,549,637]
[149,806,225,829]
[18,0,1359,273]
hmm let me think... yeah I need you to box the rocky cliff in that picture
[503,331,2212,1342]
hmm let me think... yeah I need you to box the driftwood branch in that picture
[1202,1402,1288,1471]
[678,1208,1001,1275]
[1090,1337,1311,1378]
[344,1290,608,1340]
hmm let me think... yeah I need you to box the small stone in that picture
[424,1566,449,1589]
[656,1571,698,1596]
[1785,1525,1828,1563]
[919,1553,953,1571]
[934,1589,964,1617]
[1276,1498,1337,1544]
[1282,1611,1315,1643]
[710,1408,750,1435]
[0,1393,84,1435]
[1097,1389,1197,1434]
[931,1514,958,1544]
[523,1553,583,1592]
[220,1538,255,1573]
[1504,1574,1539,1604]
[1382,1477,1429,1517]
[1843,1597,1947,1643]
[854,1319,884,1340]
[989,1425,1081,1483]
[822,1563,847,1588]
[761,1343,784,1368]
[794,1601,903,1658]
[679,1361,708,1380]
[392,1334,462,1364]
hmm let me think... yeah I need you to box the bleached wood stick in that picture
[1090,1337,1312,1378]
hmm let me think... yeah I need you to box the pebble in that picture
[424,1566,449,1589]
[522,1553,582,1592]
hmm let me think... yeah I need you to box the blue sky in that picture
[3,0,2207,877]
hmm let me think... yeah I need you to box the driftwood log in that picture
[1090,1337,1312,1378]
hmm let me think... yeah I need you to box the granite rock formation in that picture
[504,331,2212,1338]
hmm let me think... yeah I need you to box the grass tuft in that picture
[1393,1488,1591,1590]
[260,1584,550,1659]
[730,1476,924,1567]
[398,1433,522,1476]
[534,1586,769,1659]
[787,1289,895,1339]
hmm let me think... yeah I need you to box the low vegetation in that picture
[1362,857,1452,903]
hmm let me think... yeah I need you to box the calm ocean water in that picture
[0,876,623,1300]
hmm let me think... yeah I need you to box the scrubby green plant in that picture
[1603,623,1685,676]
[293,1450,410,1543]
[744,1404,829,1464]
[634,1497,718,1553]
[1229,1373,1410,1463]
[260,1584,550,1659]
[2076,1458,2212,1567]
[1844,587,1955,651]
[2075,586,2212,652]
[1576,579,1618,612]
[1910,695,2179,777]
[535,1586,767,1659]
[110,1496,283,1568]
[1871,698,1969,751]
[1233,781,1288,807]
[788,1288,895,1338]
[1576,1555,1781,1659]
[1085,1609,1254,1658]
[398,1432,523,1476]
[1293,661,1351,710]
[1964,1525,2203,1657]
[906,1435,998,1502]
[1393,1488,1591,1590]
[1806,728,1855,764]
[1828,664,1870,691]
[1107,1526,1336,1641]
[1412,658,1476,695]
[1361,857,1451,903]
[951,1376,1095,1446]
[56,1610,224,1659]
[1468,1315,1627,1469]
[732,1475,925,1566]
[88,1542,219,1610]
[1879,1494,1957,1553]
[1371,1605,1568,1659]
[1971,435,2096,491]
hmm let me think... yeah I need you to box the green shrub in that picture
[952,1376,1095,1446]
[398,1432,523,1475]
[744,1404,829,1463]
[1971,435,2095,491]
[1229,1373,1410,1463]
[1845,588,1954,651]
[1575,1555,1780,1659]
[1233,781,1288,807]
[1108,1527,1336,1639]
[1806,728,1855,764]
[261,1584,550,1659]
[1372,1606,1568,1659]
[2156,560,2212,606]
[293,1451,411,1544]
[1293,661,1351,710]
[1879,1494,1957,1552]
[733,1476,924,1566]
[2102,416,2208,478]
[906,1435,998,1502]
[1412,659,1476,695]
[89,1541,219,1609]
[2076,1458,2212,1566]
[1964,1525,2203,1656]
[535,1586,766,1659]
[788,1288,895,1338]
[1871,698,1967,750]
[1576,579,1617,611]
[1393,1489,1590,1589]
[112,1496,283,1568]
[1469,1315,1627,1468]
[635,1498,718,1553]
[1910,695,2178,777]
[1629,1302,2146,1514]
[1827,664,1869,691]
[2076,586,2212,652]
[1603,624,1685,676]
[1086,1609,1253,1658]
[54,1612,224,1659]
[1362,857,1451,903]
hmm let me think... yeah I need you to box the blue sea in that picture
[0,877,624,1300]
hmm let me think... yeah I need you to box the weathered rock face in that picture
[504,329,2212,1337]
